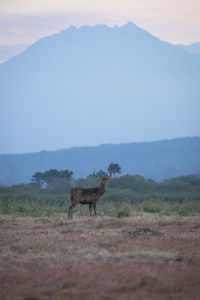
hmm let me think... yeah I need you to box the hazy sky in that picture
[0,0,200,53]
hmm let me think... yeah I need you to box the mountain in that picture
[0,137,199,185]
[177,42,200,56]
[0,22,200,154]
[0,44,28,64]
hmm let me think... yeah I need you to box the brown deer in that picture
[68,174,111,219]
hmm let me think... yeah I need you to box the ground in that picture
[0,212,200,300]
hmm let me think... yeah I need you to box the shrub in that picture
[117,208,130,218]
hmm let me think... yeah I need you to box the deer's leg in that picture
[93,203,97,217]
[89,203,92,217]
[68,203,77,219]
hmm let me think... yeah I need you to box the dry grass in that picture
[0,213,200,300]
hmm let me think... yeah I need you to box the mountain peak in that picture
[78,24,110,32]
[68,25,77,31]
[120,21,140,29]
[123,22,135,27]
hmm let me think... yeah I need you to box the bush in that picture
[117,208,131,218]
[0,174,200,217]
[138,200,162,213]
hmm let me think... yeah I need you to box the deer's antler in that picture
[93,169,97,177]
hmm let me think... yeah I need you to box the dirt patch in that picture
[0,213,200,300]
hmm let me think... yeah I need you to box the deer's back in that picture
[70,187,99,203]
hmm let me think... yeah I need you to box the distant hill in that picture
[177,42,200,56]
[0,22,200,154]
[0,44,28,64]
[0,137,199,186]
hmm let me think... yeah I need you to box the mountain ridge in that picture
[177,42,200,56]
[1,23,200,65]
[0,137,199,186]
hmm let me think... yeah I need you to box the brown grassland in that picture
[0,211,200,300]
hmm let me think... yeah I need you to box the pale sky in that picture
[0,0,200,62]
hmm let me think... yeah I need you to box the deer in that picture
[68,174,111,219]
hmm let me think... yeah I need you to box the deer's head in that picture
[98,174,111,186]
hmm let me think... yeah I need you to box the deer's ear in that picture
[98,176,102,180]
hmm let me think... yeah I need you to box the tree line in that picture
[0,163,200,211]
[31,163,121,188]
[29,165,200,196]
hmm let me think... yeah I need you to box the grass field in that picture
[0,211,200,300]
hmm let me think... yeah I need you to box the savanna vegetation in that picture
[1,209,200,299]
[1,168,200,299]
[0,166,200,217]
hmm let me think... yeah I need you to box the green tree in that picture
[107,163,121,177]
[59,170,73,180]
[108,174,149,192]
[43,169,73,187]
[42,169,60,187]
[31,172,44,188]
[31,169,73,188]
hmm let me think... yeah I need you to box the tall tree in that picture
[107,163,121,177]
